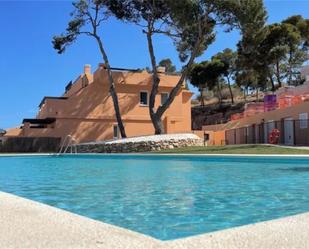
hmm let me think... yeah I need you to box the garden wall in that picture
[75,134,203,153]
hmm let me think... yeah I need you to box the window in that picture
[299,113,308,129]
[140,91,148,106]
[161,92,169,105]
[113,125,119,139]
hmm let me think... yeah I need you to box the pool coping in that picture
[0,191,309,249]
[1,153,309,157]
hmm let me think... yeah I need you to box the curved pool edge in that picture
[0,191,160,249]
[1,190,309,249]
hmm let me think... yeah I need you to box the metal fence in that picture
[225,119,309,146]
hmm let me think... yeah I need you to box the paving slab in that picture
[1,191,309,249]
[164,212,309,249]
[0,192,160,249]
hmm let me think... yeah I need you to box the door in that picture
[255,125,259,143]
[264,121,275,143]
[284,118,294,145]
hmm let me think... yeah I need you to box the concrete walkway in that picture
[0,191,309,249]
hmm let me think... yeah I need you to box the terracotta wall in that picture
[22,66,193,143]
[203,101,309,146]
[200,130,226,146]
[228,101,309,128]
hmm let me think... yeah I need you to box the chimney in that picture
[84,64,91,74]
[98,63,106,69]
[157,66,166,73]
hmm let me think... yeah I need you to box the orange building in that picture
[203,101,309,146]
[14,64,193,143]
[205,68,309,146]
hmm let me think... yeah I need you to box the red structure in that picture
[269,129,280,144]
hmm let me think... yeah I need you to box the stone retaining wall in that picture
[75,135,203,153]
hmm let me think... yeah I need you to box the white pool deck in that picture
[1,191,309,249]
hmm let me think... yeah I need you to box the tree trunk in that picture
[287,49,293,85]
[243,87,247,102]
[226,76,234,104]
[200,88,205,106]
[256,88,259,101]
[275,61,282,88]
[155,22,203,124]
[94,35,127,138]
[217,83,222,105]
[152,113,165,135]
[145,19,203,134]
[145,26,165,134]
[269,72,275,92]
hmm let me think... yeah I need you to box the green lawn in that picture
[152,144,309,154]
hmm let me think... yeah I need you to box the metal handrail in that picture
[63,137,77,154]
[58,135,71,154]
[57,135,78,155]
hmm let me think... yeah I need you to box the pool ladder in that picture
[57,135,78,155]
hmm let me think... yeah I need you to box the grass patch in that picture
[152,144,309,154]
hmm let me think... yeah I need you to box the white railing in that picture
[57,135,78,155]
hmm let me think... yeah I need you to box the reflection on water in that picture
[276,167,309,172]
[0,155,308,240]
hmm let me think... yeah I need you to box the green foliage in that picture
[168,0,217,62]
[283,15,309,48]
[105,0,241,132]
[212,48,237,79]
[211,48,238,103]
[158,58,176,73]
[236,69,258,89]
[52,0,135,54]
[52,0,128,138]
[282,15,309,85]
[189,63,208,90]
[52,0,104,53]
[189,59,227,91]
[108,0,218,63]
[248,15,309,88]
[257,22,302,87]
[232,0,268,91]
[52,18,85,54]
[189,58,228,105]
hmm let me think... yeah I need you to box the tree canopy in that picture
[189,58,229,105]
[158,58,176,73]
[106,0,260,133]
[212,48,237,103]
[52,0,128,138]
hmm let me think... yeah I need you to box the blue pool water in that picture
[0,155,309,240]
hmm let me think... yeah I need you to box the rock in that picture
[73,133,203,153]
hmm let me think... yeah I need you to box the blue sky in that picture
[0,0,308,129]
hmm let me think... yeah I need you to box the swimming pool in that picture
[0,154,308,240]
